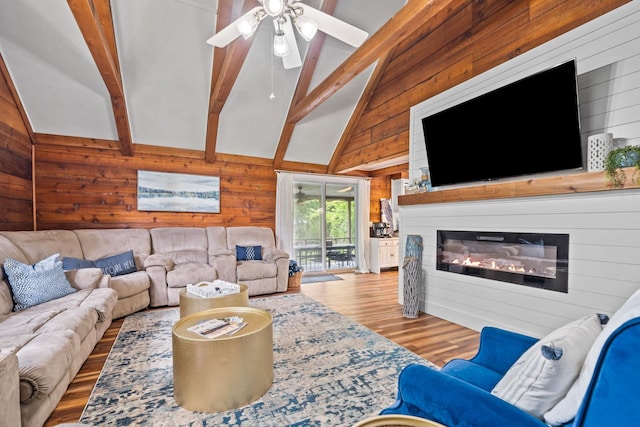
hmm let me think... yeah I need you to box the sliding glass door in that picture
[293,182,357,273]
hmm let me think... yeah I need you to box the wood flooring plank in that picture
[44,271,479,426]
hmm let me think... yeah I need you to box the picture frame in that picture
[137,170,220,213]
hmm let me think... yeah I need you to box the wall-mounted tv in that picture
[422,59,583,188]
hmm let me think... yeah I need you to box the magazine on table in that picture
[187,316,247,339]
[186,280,240,298]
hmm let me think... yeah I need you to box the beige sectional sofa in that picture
[0,225,288,427]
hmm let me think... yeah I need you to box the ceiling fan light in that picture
[294,15,318,41]
[237,14,259,39]
[263,0,285,17]
[273,31,289,57]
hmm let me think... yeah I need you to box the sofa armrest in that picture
[0,352,21,427]
[65,267,106,290]
[262,248,289,263]
[381,364,546,427]
[468,326,538,375]
[209,252,237,283]
[143,254,175,271]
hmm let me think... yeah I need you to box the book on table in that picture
[187,317,247,339]
[186,280,240,298]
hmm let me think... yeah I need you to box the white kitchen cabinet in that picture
[369,237,399,274]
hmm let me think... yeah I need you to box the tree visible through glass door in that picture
[293,182,357,273]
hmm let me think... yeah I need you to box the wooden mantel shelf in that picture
[398,168,640,206]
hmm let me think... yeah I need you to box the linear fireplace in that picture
[436,230,569,293]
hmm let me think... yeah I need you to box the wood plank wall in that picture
[0,61,33,231]
[33,143,392,231]
[34,144,279,230]
[333,0,629,173]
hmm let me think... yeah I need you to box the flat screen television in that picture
[421,59,583,188]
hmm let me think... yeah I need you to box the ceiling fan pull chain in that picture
[270,36,276,100]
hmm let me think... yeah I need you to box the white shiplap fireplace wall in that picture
[400,2,640,338]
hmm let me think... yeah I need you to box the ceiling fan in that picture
[295,184,309,203]
[206,0,369,69]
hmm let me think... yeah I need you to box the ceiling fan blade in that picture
[280,16,302,69]
[206,6,262,47]
[296,3,368,48]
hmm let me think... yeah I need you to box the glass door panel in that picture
[325,184,356,271]
[292,181,357,273]
[293,182,323,272]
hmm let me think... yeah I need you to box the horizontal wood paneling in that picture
[369,175,391,223]
[336,0,628,173]
[0,54,32,231]
[34,144,278,230]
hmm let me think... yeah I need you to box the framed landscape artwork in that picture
[137,170,220,213]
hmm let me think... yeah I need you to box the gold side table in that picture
[172,306,273,412]
[352,414,446,427]
[179,284,249,318]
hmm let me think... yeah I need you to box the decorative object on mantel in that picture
[419,167,432,191]
[587,133,613,172]
[604,145,640,188]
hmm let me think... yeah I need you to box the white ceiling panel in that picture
[112,0,215,150]
[0,0,117,139]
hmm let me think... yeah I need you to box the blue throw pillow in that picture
[3,254,77,312]
[236,245,262,261]
[63,256,96,271]
[94,250,137,276]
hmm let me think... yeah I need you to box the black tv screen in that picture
[422,59,583,188]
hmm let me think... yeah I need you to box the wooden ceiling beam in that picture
[67,0,133,156]
[327,48,395,174]
[0,52,33,142]
[272,0,337,169]
[287,0,451,124]
[205,0,256,163]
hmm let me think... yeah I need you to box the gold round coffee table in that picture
[352,414,446,427]
[179,284,249,318]
[172,306,273,412]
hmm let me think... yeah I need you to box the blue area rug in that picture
[301,274,343,284]
[80,293,435,426]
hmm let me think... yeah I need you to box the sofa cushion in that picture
[64,268,105,290]
[166,262,216,288]
[545,288,640,425]
[236,245,262,261]
[74,228,151,271]
[492,313,605,419]
[0,281,13,316]
[0,329,80,403]
[150,227,209,264]
[0,230,84,264]
[237,261,277,281]
[4,254,77,312]
[109,271,150,298]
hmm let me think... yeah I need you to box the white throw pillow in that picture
[491,313,605,419]
[544,288,640,426]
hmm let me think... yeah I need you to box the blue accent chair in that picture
[381,317,640,427]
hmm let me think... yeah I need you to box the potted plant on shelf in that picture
[604,145,640,188]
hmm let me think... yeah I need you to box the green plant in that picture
[604,145,640,188]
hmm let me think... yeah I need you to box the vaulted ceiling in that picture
[0,0,411,173]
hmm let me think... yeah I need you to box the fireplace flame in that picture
[453,256,528,274]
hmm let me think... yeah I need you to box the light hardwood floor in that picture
[44,270,480,426]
